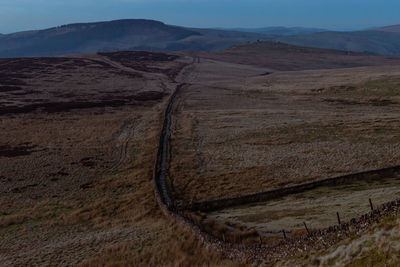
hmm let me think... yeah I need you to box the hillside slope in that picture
[0,19,266,58]
[2,19,400,58]
[269,30,400,57]
[231,26,325,36]
[201,41,400,71]
[373,24,400,33]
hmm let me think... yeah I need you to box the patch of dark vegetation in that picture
[49,170,69,177]
[0,60,31,88]
[0,100,124,115]
[0,75,28,86]
[0,57,92,72]
[0,86,22,92]
[0,89,168,115]
[0,176,11,184]
[54,60,90,70]
[323,98,397,106]
[100,91,166,103]
[87,60,115,69]
[53,58,118,71]
[0,71,31,79]
[312,88,325,93]
[80,157,96,168]
[313,85,357,94]
[58,171,69,176]
[260,72,272,76]
[99,51,179,63]
[80,182,93,189]
[52,92,76,98]
[0,57,64,69]
[0,143,37,157]
[0,57,130,86]
[323,98,360,105]
[112,70,143,79]
[11,183,39,193]
[133,91,166,101]
[24,99,47,103]
[369,98,397,106]
[10,90,40,96]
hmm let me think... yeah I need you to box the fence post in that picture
[337,212,341,225]
[303,222,310,236]
[282,229,287,239]
[369,198,374,211]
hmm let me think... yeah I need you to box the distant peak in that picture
[58,18,165,28]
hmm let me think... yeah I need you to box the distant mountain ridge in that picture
[267,30,400,56]
[0,19,400,58]
[0,19,267,58]
[229,26,326,36]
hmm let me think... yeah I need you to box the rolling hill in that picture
[0,19,266,58]
[373,25,400,33]
[201,41,400,71]
[267,29,400,57]
[229,26,325,36]
[1,19,400,58]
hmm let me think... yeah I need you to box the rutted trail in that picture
[109,118,137,172]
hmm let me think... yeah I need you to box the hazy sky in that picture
[1,0,399,33]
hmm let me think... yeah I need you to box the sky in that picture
[0,0,399,34]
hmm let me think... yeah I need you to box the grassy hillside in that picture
[2,19,400,58]
[0,19,266,58]
[202,41,400,71]
[374,24,400,33]
[231,26,325,36]
[270,30,400,56]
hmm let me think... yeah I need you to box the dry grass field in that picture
[167,57,400,263]
[1,44,400,266]
[0,52,237,266]
[169,60,400,204]
[200,42,400,71]
[208,175,400,233]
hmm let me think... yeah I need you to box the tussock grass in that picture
[170,67,400,203]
